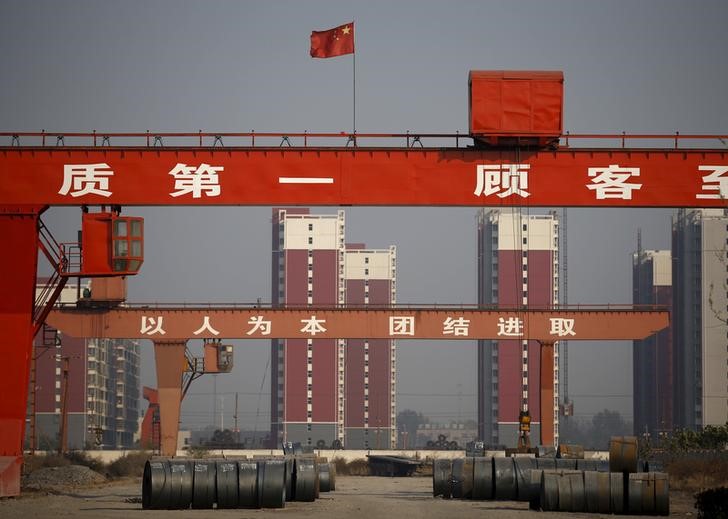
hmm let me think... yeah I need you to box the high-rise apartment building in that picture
[477,209,560,447]
[344,244,397,449]
[270,209,396,449]
[672,209,728,429]
[632,250,673,436]
[30,282,140,449]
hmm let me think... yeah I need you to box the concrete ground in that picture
[0,475,697,518]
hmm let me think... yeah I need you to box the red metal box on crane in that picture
[79,212,144,276]
[468,70,563,146]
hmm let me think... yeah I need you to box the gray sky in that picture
[3,0,727,430]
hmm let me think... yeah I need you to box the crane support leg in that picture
[540,341,555,447]
[153,340,187,457]
[0,207,42,497]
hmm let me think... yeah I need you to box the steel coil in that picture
[554,458,577,470]
[294,458,317,502]
[258,460,286,508]
[314,461,320,499]
[535,458,556,471]
[569,472,585,512]
[432,459,453,499]
[329,462,337,491]
[191,460,216,509]
[493,457,516,500]
[284,458,294,500]
[142,460,171,510]
[557,472,572,512]
[642,473,656,514]
[237,461,259,508]
[609,436,639,473]
[627,472,643,514]
[540,471,559,511]
[471,457,493,500]
[528,469,543,510]
[319,462,331,493]
[576,458,599,471]
[584,470,610,513]
[451,457,474,499]
[513,457,536,502]
[167,460,193,509]
[557,444,584,459]
[609,472,624,514]
[654,472,669,516]
[215,460,238,509]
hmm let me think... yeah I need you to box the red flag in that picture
[310,22,355,58]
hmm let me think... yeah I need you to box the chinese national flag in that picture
[310,22,355,58]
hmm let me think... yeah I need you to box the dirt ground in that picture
[0,475,698,518]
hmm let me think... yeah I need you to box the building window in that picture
[307,424,311,431]
[523,237,527,245]
[308,250,313,258]
[522,251,527,258]
[523,265,527,271]
[523,224,527,231]
[364,268,369,275]
[523,290,528,297]
[308,223,313,231]
[308,237,313,245]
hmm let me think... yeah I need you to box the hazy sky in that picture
[3,0,727,431]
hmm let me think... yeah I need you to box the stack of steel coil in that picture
[142,456,335,510]
[433,437,668,515]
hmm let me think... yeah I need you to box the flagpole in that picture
[352,22,356,140]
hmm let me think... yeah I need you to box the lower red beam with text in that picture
[47,307,669,341]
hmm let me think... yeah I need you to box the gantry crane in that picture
[0,70,725,496]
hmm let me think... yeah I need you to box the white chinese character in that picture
[59,163,113,197]
[169,163,223,198]
[497,316,523,337]
[695,165,728,199]
[301,315,327,336]
[140,315,166,336]
[442,316,470,337]
[389,316,415,336]
[246,316,272,336]
[549,318,576,337]
[586,164,642,200]
[193,315,220,336]
[474,164,531,198]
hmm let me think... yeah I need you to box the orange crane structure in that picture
[0,70,725,496]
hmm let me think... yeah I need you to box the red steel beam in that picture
[153,340,187,457]
[46,307,669,341]
[540,341,556,446]
[1,147,727,207]
[0,206,42,497]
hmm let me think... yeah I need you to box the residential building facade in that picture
[30,282,140,449]
[672,209,728,429]
[477,209,560,447]
[270,209,397,449]
[632,249,673,436]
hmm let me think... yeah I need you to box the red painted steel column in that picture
[153,340,187,457]
[0,207,41,497]
[540,341,555,447]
